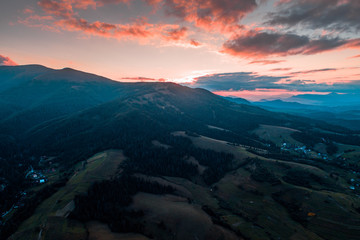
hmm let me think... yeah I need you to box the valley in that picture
[1,65,360,240]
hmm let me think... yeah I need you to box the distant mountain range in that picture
[252,97,360,130]
[285,92,360,106]
[223,92,360,130]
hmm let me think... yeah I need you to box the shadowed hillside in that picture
[1,65,360,240]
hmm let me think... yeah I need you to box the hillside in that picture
[1,65,360,240]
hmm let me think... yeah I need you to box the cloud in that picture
[164,26,187,41]
[270,68,292,72]
[54,17,193,42]
[121,76,166,82]
[22,0,193,44]
[189,72,286,91]
[162,0,259,32]
[213,89,330,101]
[290,68,338,75]
[189,71,360,94]
[222,31,358,58]
[18,0,360,58]
[189,39,201,47]
[33,0,260,34]
[0,55,18,66]
[55,17,152,39]
[267,0,360,33]
[249,60,285,65]
[38,0,74,18]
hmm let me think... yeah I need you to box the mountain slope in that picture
[0,66,142,135]
[1,65,360,240]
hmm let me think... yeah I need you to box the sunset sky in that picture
[1,0,360,100]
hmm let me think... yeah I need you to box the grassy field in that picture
[172,131,360,240]
[253,124,301,146]
[10,150,125,240]
[9,132,360,240]
[173,131,256,165]
[87,221,149,240]
[130,192,240,240]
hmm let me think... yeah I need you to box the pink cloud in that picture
[189,39,201,47]
[43,0,257,33]
[164,27,187,41]
[162,0,258,33]
[0,55,18,66]
[23,8,35,14]
[121,76,166,82]
[19,0,360,57]
[21,0,193,44]
[38,0,74,18]
[249,60,285,65]
[213,89,329,101]
[54,16,191,42]
[270,68,292,72]
[72,0,98,9]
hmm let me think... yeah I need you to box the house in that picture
[25,166,47,184]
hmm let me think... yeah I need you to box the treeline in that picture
[70,174,175,233]
[124,135,235,184]
[122,141,198,179]
[292,130,360,148]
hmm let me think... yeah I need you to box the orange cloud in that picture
[55,18,151,38]
[162,0,258,33]
[0,55,18,66]
[20,0,360,58]
[164,27,187,41]
[23,0,192,44]
[189,39,201,47]
[38,0,74,18]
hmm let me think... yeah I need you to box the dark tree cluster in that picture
[70,174,175,233]
[123,142,198,179]
[122,135,235,184]
[247,160,281,185]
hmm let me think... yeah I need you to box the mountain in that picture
[1,65,360,240]
[286,92,360,106]
[0,65,148,135]
[223,96,251,105]
[253,99,360,130]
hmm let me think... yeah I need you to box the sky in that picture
[1,0,360,100]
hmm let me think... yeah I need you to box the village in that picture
[280,141,360,194]
[0,156,57,221]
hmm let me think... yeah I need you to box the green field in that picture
[253,124,302,146]
[9,133,360,240]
